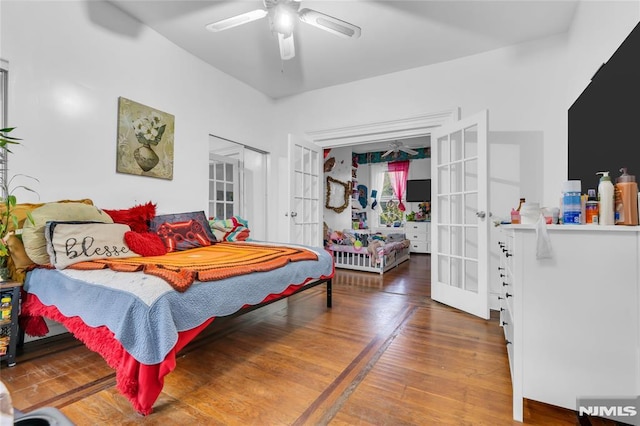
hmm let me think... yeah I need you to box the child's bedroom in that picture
[1,1,639,425]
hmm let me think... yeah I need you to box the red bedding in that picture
[21,281,319,415]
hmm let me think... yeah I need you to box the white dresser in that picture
[498,225,640,422]
[405,221,430,253]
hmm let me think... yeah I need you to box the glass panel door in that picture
[208,154,239,220]
[431,110,489,319]
[288,134,321,246]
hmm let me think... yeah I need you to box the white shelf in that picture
[502,224,640,232]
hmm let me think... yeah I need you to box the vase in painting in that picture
[134,144,160,172]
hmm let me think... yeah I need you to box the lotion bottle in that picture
[597,171,615,225]
[615,168,639,225]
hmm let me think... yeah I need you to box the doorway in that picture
[209,135,268,241]
[305,109,459,235]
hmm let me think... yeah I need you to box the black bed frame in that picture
[232,278,332,318]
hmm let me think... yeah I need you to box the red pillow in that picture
[124,231,167,257]
[103,202,156,233]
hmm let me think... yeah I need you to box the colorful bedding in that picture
[20,241,334,415]
[66,241,319,292]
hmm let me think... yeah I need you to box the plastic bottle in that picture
[562,180,582,225]
[596,171,615,225]
[510,208,521,224]
[0,296,11,321]
[585,189,599,224]
[615,168,639,225]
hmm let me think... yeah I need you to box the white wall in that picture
[273,33,569,234]
[1,1,277,222]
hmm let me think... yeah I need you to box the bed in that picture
[20,241,334,415]
[9,201,334,415]
[327,230,410,274]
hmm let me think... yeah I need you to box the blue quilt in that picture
[24,243,333,365]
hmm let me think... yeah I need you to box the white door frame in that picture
[305,109,460,149]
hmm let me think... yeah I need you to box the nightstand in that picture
[0,281,21,367]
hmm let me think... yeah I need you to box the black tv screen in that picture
[406,179,431,202]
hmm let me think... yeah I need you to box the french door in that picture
[431,110,490,319]
[208,153,239,220]
[288,134,322,246]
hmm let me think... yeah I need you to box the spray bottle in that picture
[596,171,615,225]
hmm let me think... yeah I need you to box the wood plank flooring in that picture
[1,254,612,425]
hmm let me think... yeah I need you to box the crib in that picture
[329,240,410,274]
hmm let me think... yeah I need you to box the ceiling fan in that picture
[205,0,361,61]
[381,141,419,158]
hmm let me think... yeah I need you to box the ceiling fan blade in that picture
[205,9,268,32]
[298,8,361,39]
[381,149,394,158]
[278,32,296,60]
[401,147,419,155]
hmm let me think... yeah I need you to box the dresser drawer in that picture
[407,232,427,241]
[406,222,429,232]
[410,241,429,253]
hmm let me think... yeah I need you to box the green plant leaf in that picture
[26,211,35,225]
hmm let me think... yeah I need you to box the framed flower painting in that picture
[116,97,175,180]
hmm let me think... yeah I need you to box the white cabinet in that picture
[498,225,640,422]
[406,221,430,253]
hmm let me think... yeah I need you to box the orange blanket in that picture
[68,242,318,292]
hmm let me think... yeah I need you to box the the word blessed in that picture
[64,236,131,259]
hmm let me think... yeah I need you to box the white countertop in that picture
[501,223,640,232]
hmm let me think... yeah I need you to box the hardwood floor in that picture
[1,255,611,425]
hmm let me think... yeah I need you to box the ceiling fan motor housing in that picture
[266,0,300,36]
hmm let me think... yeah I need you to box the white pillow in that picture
[45,222,139,269]
[22,202,114,265]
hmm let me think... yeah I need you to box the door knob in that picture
[476,211,486,219]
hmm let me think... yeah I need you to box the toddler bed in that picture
[327,230,410,274]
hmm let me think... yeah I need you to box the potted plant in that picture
[0,127,38,281]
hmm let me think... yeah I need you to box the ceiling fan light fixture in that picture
[278,32,296,60]
[273,5,295,35]
[205,0,360,60]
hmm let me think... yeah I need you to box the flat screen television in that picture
[406,179,431,202]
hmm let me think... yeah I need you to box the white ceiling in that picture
[109,0,579,100]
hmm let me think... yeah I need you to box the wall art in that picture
[116,97,175,179]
